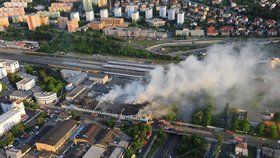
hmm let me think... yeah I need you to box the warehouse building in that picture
[35,120,77,153]
[65,85,86,101]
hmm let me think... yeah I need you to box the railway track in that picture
[0,51,155,78]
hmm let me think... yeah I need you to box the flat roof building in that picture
[35,120,77,153]
[65,85,86,101]
[89,74,109,84]
[16,78,35,91]
[0,7,25,18]
[82,145,105,158]
[74,124,102,144]
[95,129,117,148]
[67,19,79,32]
[34,92,57,105]
[9,90,32,100]
[57,16,68,29]
[0,59,20,73]
[0,100,26,137]
[146,18,166,27]
[0,17,9,28]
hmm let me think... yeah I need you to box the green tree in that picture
[193,111,204,125]
[71,110,78,118]
[25,65,34,75]
[256,122,266,136]
[273,112,280,122]
[203,105,213,126]
[231,118,240,131]
[240,119,250,133]
[11,123,25,137]
[5,132,14,145]
[267,125,278,139]
[214,134,222,158]
[106,118,115,128]
[7,73,22,87]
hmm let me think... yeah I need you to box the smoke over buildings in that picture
[100,43,280,117]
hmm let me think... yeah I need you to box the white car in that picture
[276,140,280,143]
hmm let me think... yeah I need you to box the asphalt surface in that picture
[163,126,280,149]
[152,134,179,158]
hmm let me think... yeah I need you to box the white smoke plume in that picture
[100,43,280,116]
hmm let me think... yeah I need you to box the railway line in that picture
[0,51,158,78]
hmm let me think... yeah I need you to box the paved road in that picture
[146,39,222,53]
[204,142,217,158]
[146,37,280,59]
[152,134,178,158]
[163,126,280,149]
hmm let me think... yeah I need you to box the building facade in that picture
[16,78,35,91]
[34,92,57,105]
[100,9,108,19]
[0,100,26,137]
[85,11,94,21]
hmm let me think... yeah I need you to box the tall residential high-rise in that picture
[100,9,108,19]
[131,11,139,21]
[70,12,80,21]
[177,11,184,24]
[114,7,122,17]
[98,0,107,7]
[167,8,175,21]
[159,6,167,18]
[145,7,153,19]
[85,11,94,21]
[0,17,9,27]
[82,0,93,11]
[67,19,79,32]
[57,17,68,29]
[26,14,49,30]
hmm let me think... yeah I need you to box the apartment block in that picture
[67,19,79,32]
[26,14,49,30]
[3,2,27,8]
[16,78,35,91]
[0,7,25,18]
[57,17,68,29]
[11,0,32,3]
[0,17,9,27]
[48,3,73,12]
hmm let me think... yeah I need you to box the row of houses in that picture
[103,27,168,39]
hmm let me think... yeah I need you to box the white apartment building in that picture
[16,78,35,91]
[145,7,153,20]
[159,6,167,18]
[167,9,175,21]
[0,100,26,137]
[100,9,108,19]
[131,11,139,22]
[1,99,24,112]
[34,92,57,105]
[177,11,185,24]
[127,4,135,17]
[70,12,80,21]
[0,59,20,73]
[0,67,7,79]
[114,7,122,17]
[85,11,94,21]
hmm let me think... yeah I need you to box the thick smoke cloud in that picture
[100,43,280,117]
